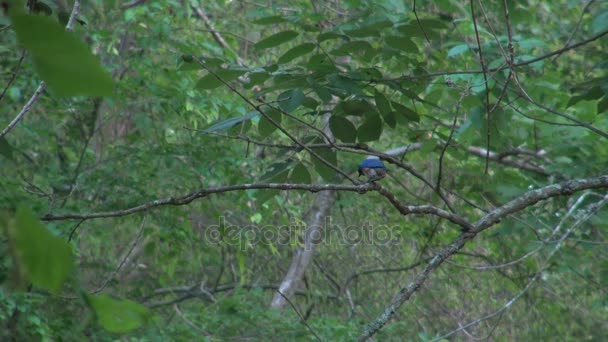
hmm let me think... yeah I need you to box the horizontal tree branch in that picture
[42,183,373,221]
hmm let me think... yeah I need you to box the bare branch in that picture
[121,0,148,10]
[41,182,374,221]
[359,175,608,340]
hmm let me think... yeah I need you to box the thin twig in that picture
[358,176,608,341]
[0,49,27,104]
[276,290,322,342]
[91,216,147,294]
[470,0,492,174]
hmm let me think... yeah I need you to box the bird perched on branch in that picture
[358,158,388,182]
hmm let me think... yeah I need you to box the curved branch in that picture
[375,186,474,231]
[359,175,608,340]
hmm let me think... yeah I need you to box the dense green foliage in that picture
[1,0,607,340]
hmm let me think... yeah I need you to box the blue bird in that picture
[358,158,388,181]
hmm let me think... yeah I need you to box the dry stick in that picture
[470,0,492,174]
[0,0,82,138]
[358,175,608,341]
[276,290,323,342]
[191,57,357,184]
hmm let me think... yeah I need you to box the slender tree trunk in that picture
[270,190,334,308]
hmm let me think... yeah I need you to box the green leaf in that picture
[329,115,357,142]
[9,206,74,293]
[335,99,375,117]
[329,76,363,96]
[385,35,419,53]
[396,23,440,40]
[391,101,420,122]
[202,111,258,133]
[195,68,246,89]
[254,30,299,50]
[420,138,437,154]
[278,43,316,64]
[592,11,608,33]
[311,148,338,182]
[278,89,305,112]
[290,162,312,183]
[313,86,332,103]
[246,71,270,88]
[598,96,608,114]
[330,40,375,59]
[86,294,151,333]
[260,161,291,183]
[10,14,113,97]
[357,113,383,142]
[317,32,343,42]
[0,137,15,160]
[258,109,282,137]
[375,90,392,115]
[447,44,469,57]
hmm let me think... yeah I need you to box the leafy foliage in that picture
[1,0,607,340]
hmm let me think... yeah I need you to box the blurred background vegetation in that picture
[1,0,607,340]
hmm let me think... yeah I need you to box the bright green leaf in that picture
[86,294,151,333]
[9,206,74,293]
[10,14,113,96]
